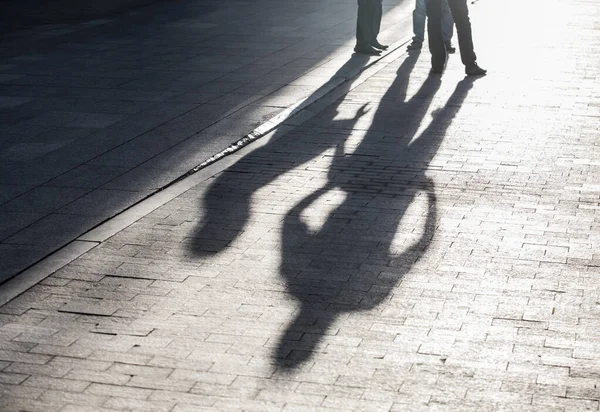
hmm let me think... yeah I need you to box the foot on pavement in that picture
[465,63,487,76]
[407,39,422,51]
[372,41,388,50]
[354,45,382,55]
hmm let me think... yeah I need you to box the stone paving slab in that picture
[0,0,416,283]
[0,0,599,411]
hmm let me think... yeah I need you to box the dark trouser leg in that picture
[356,0,375,47]
[447,0,476,66]
[372,0,382,40]
[426,0,447,70]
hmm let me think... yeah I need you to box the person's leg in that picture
[356,0,370,47]
[373,0,382,37]
[426,0,447,72]
[446,0,476,66]
[413,0,427,43]
[371,0,388,49]
[441,0,454,43]
[447,0,485,74]
[408,0,426,49]
[356,0,381,54]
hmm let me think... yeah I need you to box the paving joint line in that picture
[0,37,412,306]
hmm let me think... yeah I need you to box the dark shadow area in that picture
[276,73,474,371]
[0,0,377,285]
[190,50,476,369]
[0,0,167,35]
[188,54,375,256]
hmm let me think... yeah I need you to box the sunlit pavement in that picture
[1,0,600,411]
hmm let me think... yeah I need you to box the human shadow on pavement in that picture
[275,74,476,370]
[188,55,375,255]
[189,52,476,369]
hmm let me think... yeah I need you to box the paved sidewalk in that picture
[0,0,414,283]
[1,0,600,411]
[0,0,160,34]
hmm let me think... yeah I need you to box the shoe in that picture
[407,39,422,51]
[445,41,456,54]
[465,63,487,76]
[430,55,447,75]
[354,45,381,55]
[371,41,388,50]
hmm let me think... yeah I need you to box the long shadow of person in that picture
[188,54,409,255]
[273,69,476,370]
[188,48,476,370]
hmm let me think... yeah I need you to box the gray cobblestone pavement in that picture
[0,0,414,283]
[1,0,600,411]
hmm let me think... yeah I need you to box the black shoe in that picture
[465,63,487,76]
[445,41,456,54]
[407,39,422,51]
[354,45,381,55]
[372,41,388,50]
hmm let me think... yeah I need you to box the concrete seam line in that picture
[182,39,411,180]
[0,38,410,306]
